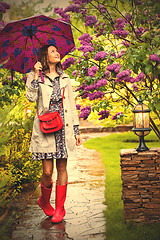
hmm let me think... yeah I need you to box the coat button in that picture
[65,109,67,113]
[66,123,68,127]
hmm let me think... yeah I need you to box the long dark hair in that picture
[37,45,63,73]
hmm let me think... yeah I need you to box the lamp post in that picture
[132,96,152,152]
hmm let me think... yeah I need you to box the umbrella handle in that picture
[39,71,44,83]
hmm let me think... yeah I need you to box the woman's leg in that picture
[38,159,55,217]
[51,158,68,223]
[56,158,68,185]
[41,159,54,188]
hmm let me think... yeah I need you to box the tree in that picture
[54,0,160,139]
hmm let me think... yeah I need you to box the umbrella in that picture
[0,15,75,74]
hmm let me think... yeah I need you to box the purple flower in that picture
[106,63,121,73]
[81,91,89,99]
[116,69,131,82]
[125,14,132,21]
[88,91,105,100]
[112,29,129,38]
[121,41,130,47]
[98,110,111,120]
[64,4,81,13]
[135,1,143,5]
[0,3,6,13]
[75,83,87,91]
[96,78,107,88]
[79,106,91,120]
[72,70,78,76]
[97,4,107,13]
[78,33,93,43]
[0,2,10,13]
[54,7,70,23]
[129,77,135,83]
[82,0,92,3]
[149,54,160,62]
[62,57,76,70]
[84,79,107,92]
[115,17,125,29]
[88,66,98,77]
[78,45,94,53]
[94,51,107,61]
[76,104,81,110]
[135,72,145,82]
[136,27,144,36]
[85,15,98,27]
[112,112,123,120]
[116,50,125,58]
[132,84,139,92]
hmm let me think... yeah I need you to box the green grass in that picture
[84,131,160,240]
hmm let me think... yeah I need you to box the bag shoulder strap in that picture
[37,87,65,118]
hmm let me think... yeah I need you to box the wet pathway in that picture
[12,132,109,240]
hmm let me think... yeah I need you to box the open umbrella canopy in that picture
[0,15,75,74]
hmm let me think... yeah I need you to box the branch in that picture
[123,83,139,102]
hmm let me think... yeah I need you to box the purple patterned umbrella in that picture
[0,15,75,74]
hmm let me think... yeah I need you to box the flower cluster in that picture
[135,72,145,82]
[79,106,91,120]
[149,53,160,62]
[112,112,123,120]
[54,8,70,23]
[78,33,94,53]
[64,4,81,13]
[84,78,107,91]
[85,15,98,27]
[78,45,94,53]
[78,33,93,44]
[98,110,110,120]
[106,63,121,73]
[76,104,81,110]
[121,41,130,47]
[72,70,78,76]
[0,2,10,13]
[88,66,98,77]
[131,83,139,92]
[97,4,107,13]
[75,83,87,92]
[112,17,129,38]
[94,51,107,61]
[62,57,76,70]
[115,69,131,82]
[88,90,105,100]
[125,14,132,21]
[94,22,106,37]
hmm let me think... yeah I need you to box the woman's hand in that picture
[75,135,82,146]
[34,61,42,79]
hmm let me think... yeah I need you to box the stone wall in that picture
[120,148,160,223]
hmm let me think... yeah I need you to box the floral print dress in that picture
[31,75,79,161]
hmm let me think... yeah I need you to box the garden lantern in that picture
[132,96,151,152]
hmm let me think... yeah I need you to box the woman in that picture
[26,45,81,223]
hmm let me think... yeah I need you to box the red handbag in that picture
[37,88,65,133]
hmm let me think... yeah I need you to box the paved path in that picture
[12,132,109,240]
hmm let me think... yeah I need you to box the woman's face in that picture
[47,46,60,64]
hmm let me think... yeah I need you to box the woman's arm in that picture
[26,62,42,102]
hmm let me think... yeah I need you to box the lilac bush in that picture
[56,0,160,138]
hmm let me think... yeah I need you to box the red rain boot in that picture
[51,183,67,223]
[38,182,55,217]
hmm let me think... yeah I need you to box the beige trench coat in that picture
[26,71,79,154]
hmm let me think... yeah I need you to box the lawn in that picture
[84,131,160,240]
